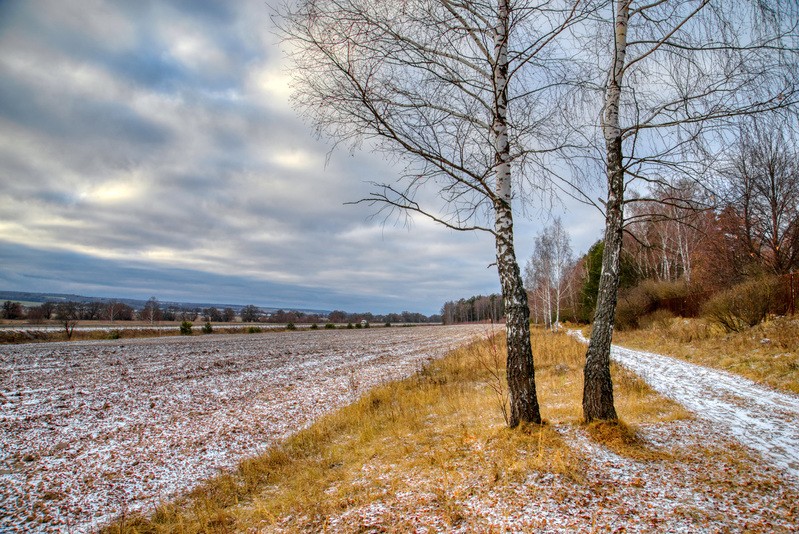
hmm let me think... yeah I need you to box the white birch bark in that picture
[492,0,541,427]
[582,0,630,422]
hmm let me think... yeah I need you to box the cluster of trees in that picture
[11,301,137,323]
[242,307,440,325]
[441,295,504,325]
[4,298,240,324]
[277,0,798,425]
[523,116,799,329]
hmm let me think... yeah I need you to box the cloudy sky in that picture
[0,0,603,314]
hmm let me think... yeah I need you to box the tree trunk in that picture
[493,0,541,427]
[582,136,623,422]
[496,202,541,427]
[583,0,630,423]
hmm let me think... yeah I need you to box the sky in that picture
[0,0,604,315]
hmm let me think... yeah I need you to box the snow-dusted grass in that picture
[0,325,487,532]
[107,330,799,533]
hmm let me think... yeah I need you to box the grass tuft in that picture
[585,420,672,461]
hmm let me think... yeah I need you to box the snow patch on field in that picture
[0,325,488,532]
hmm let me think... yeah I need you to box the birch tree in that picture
[524,218,573,329]
[569,0,799,421]
[277,0,588,426]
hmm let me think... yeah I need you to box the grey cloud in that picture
[0,0,602,315]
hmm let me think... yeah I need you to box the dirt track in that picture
[573,331,799,485]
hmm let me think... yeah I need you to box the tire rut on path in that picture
[572,331,799,485]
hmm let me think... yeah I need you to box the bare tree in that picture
[548,218,573,329]
[723,116,799,275]
[525,231,554,328]
[56,301,79,340]
[240,304,262,323]
[525,218,573,330]
[139,297,162,326]
[2,300,24,320]
[80,301,103,321]
[277,0,590,426]
[104,301,124,323]
[563,0,799,421]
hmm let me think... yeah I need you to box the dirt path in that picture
[0,325,488,533]
[573,331,799,484]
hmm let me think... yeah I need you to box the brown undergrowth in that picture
[104,329,688,533]
[614,316,799,394]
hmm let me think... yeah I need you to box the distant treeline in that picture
[440,294,504,325]
[1,297,442,325]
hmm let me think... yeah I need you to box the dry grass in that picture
[614,316,799,394]
[102,328,691,533]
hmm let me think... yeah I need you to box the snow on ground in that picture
[573,330,799,485]
[313,420,798,533]
[0,325,488,532]
[271,333,799,533]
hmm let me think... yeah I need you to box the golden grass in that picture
[105,329,688,533]
[614,316,799,394]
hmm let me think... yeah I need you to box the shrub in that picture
[286,322,296,331]
[246,326,262,334]
[355,322,363,329]
[616,288,656,330]
[364,321,370,328]
[179,321,193,336]
[616,279,696,330]
[347,322,354,329]
[702,276,783,332]
[202,321,213,334]
[325,323,335,329]
[310,323,318,330]
[384,322,392,327]
[107,330,121,340]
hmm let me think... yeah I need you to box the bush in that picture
[702,276,783,332]
[363,321,370,328]
[107,330,121,340]
[202,321,213,334]
[325,323,336,329]
[310,323,318,330]
[286,322,296,331]
[180,321,193,336]
[616,289,656,330]
[246,326,262,334]
[355,322,363,329]
[347,323,354,329]
[384,322,392,327]
[615,280,695,330]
